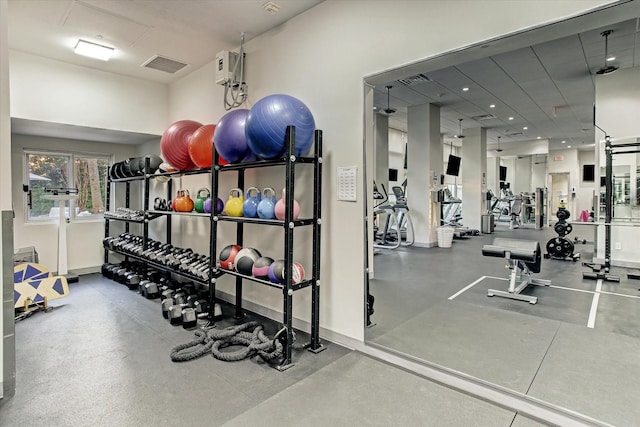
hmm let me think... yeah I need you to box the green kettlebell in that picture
[194,188,210,213]
[225,188,244,217]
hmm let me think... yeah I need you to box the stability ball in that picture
[161,120,203,170]
[245,94,315,159]
[188,124,228,168]
[213,109,252,163]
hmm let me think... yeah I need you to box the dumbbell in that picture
[143,282,160,299]
[182,307,197,328]
[162,298,175,319]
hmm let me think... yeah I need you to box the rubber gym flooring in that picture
[368,221,640,426]
[0,273,557,426]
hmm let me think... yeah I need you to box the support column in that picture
[461,127,487,231]
[407,104,442,246]
[374,114,389,193]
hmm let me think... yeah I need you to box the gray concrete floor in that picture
[0,273,548,426]
[368,221,640,426]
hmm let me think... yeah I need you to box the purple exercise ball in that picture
[213,109,251,163]
[245,94,316,159]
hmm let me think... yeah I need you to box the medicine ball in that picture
[268,260,305,284]
[234,248,262,275]
[219,244,241,270]
[252,256,274,279]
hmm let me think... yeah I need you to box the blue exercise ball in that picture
[245,94,316,159]
[213,109,251,163]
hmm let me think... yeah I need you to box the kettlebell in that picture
[242,187,261,218]
[194,188,210,213]
[275,188,300,220]
[154,197,167,211]
[174,189,194,212]
[257,187,277,219]
[204,197,224,214]
[225,188,244,217]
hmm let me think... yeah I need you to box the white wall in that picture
[548,148,579,217]
[10,51,169,135]
[577,150,596,215]
[167,0,616,342]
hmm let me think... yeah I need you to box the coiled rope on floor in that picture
[170,321,284,363]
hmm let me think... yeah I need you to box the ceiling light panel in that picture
[74,39,114,61]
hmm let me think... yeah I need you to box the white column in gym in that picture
[461,126,487,231]
[374,113,389,193]
[407,103,441,246]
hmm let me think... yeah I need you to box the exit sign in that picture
[554,155,564,161]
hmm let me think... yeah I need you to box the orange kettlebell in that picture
[174,189,194,212]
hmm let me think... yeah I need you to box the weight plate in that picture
[556,208,570,220]
[546,237,574,258]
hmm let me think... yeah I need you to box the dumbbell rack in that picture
[210,126,324,370]
[103,127,324,370]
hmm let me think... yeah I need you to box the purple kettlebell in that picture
[204,197,224,214]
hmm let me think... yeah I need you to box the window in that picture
[26,150,111,221]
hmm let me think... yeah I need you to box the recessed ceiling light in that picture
[462,87,469,92]
[523,126,528,130]
[508,117,514,121]
[562,140,566,143]
[607,56,616,61]
[74,39,114,61]
[537,136,541,139]
[489,104,496,108]
[567,145,572,148]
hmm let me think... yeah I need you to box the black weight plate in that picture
[554,222,567,236]
[554,222,573,237]
[129,157,142,175]
[556,208,570,220]
[113,162,124,179]
[546,237,574,258]
[121,159,133,177]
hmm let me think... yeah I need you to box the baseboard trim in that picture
[70,266,101,276]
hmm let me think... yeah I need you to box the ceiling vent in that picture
[471,114,497,121]
[507,132,524,137]
[397,74,432,86]
[142,55,189,74]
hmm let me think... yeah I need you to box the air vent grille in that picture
[397,73,432,86]
[471,114,497,121]
[142,55,189,74]
[508,132,524,137]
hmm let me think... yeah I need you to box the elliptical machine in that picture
[372,183,401,249]
[544,202,580,262]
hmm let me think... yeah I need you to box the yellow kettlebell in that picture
[225,188,244,217]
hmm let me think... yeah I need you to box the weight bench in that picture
[482,238,550,304]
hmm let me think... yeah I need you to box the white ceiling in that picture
[7,0,323,143]
[8,0,323,84]
[374,13,640,152]
[6,0,640,151]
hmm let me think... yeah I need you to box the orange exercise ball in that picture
[188,124,228,168]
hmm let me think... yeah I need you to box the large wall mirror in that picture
[363,3,640,425]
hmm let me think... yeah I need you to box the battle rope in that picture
[170,321,284,363]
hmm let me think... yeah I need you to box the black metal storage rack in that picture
[103,127,324,370]
[104,159,152,265]
[210,126,324,370]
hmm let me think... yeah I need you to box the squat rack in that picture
[583,135,640,282]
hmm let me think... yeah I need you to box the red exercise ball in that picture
[188,124,228,168]
[160,120,202,170]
